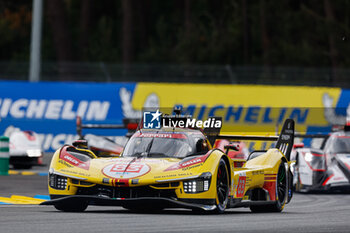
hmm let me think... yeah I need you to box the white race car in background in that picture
[75,116,137,157]
[292,126,350,192]
[4,126,43,169]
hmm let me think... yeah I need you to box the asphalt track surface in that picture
[1,154,350,233]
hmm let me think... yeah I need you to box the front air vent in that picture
[70,178,94,186]
[152,182,180,188]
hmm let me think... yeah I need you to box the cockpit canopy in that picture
[325,134,350,154]
[122,129,209,158]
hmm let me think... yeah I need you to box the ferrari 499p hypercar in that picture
[42,118,295,214]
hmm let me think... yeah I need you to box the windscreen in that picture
[325,136,350,154]
[122,133,194,158]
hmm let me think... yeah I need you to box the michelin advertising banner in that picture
[0,81,349,152]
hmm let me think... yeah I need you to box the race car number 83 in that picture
[110,164,143,173]
[236,176,246,198]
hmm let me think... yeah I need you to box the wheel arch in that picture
[205,149,231,182]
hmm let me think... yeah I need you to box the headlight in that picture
[304,152,313,162]
[183,172,211,193]
[49,174,67,190]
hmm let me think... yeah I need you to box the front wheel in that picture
[250,161,287,213]
[213,158,229,214]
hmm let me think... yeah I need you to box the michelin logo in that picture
[322,93,350,125]
[20,133,125,152]
[0,98,110,120]
[143,110,162,129]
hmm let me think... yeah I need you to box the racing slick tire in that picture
[54,201,88,212]
[213,158,230,214]
[250,161,287,213]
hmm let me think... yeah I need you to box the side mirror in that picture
[224,144,239,155]
[73,139,88,149]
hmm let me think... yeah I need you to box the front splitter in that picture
[40,195,217,211]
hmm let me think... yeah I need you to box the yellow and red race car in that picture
[42,118,295,214]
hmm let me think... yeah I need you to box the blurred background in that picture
[1,0,350,86]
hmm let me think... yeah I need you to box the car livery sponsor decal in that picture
[235,172,246,198]
[264,173,277,181]
[263,173,277,200]
[133,132,187,139]
[164,153,210,171]
[59,148,90,170]
[102,162,150,179]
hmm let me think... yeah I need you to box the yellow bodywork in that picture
[48,145,288,206]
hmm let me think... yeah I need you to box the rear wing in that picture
[294,133,329,149]
[76,116,139,139]
[217,119,295,160]
[294,134,329,139]
[216,135,278,141]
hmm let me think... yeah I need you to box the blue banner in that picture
[0,81,136,151]
[1,81,350,152]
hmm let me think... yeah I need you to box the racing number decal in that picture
[236,176,246,198]
[102,162,150,179]
[110,164,143,173]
